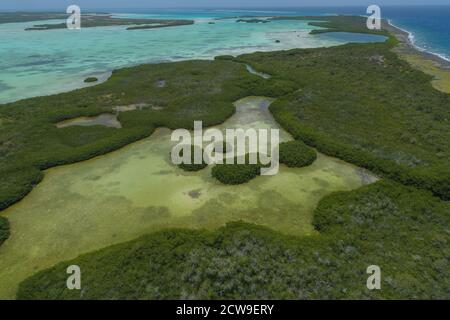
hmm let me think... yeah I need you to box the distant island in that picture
[236,18,270,23]
[0,13,194,31]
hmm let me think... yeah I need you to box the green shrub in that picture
[83,77,98,83]
[212,154,263,185]
[0,217,10,247]
[212,163,260,185]
[279,140,317,168]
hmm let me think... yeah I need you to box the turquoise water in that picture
[86,6,450,62]
[0,10,386,103]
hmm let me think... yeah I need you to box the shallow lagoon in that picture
[0,97,377,298]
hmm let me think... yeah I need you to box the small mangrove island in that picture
[279,140,317,168]
[84,77,98,83]
[212,154,264,185]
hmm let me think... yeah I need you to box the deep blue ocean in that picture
[366,6,450,61]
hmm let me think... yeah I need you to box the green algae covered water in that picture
[0,97,377,298]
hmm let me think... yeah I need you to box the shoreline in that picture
[384,19,450,68]
[384,19,450,93]
[387,19,449,64]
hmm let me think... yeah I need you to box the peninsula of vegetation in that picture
[84,77,99,83]
[0,15,448,300]
[211,153,265,185]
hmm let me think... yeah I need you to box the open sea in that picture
[0,5,448,103]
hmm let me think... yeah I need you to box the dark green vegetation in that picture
[0,217,9,247]
[212,155,262,185]
[177,145,208,172]
[83,77,98,83]
[24,14,194,31]
[279,140,317,168]
[17,181,449,299]
[0,59,289,211]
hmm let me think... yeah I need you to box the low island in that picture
[84,77,98,83]
[16,13,194,31]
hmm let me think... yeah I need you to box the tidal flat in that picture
[0,97,376,298]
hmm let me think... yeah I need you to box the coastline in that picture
[385,19,450,66]
[384,19,450,93]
